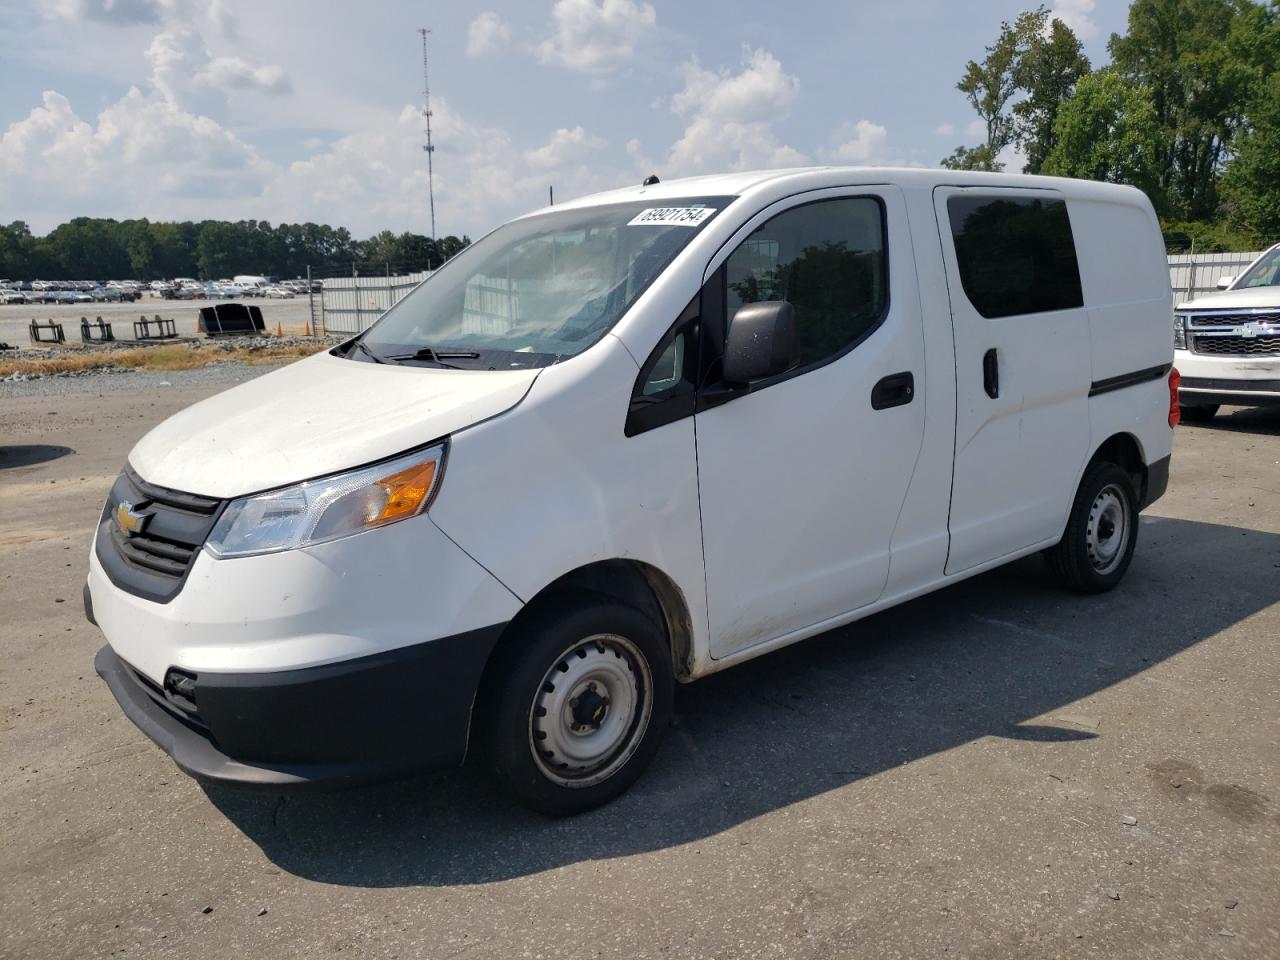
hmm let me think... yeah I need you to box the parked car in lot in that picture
[1173,241,1280,418]
[88,168,1176,815]
[264,285,295,298]
[1,290,26,304]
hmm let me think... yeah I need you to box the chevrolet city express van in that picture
[89,168,1177,814]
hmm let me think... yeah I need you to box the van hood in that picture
[1177,286,1280,311]
[129,350,539,499]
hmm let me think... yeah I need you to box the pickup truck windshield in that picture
[355,196,734,369]
[1236,246,1280,289]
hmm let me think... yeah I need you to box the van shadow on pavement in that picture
[0,444,75,469]
[206,517,1279,888]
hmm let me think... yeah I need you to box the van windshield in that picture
[1235,247,1280,289]
[354,196,734,369]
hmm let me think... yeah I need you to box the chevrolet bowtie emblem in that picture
[115,500,151,536]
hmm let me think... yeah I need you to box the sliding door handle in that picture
[982,348,999,399]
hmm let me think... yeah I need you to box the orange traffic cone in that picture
[275,321,282,337]
[304,321,312,337]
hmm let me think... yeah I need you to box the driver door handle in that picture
[871,371,915,410]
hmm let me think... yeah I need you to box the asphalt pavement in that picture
[2,369,1277,959]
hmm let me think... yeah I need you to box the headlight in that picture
[1173,314,1187,350]
[206,444,446,558]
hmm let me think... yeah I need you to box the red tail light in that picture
[1168,367,1181,428]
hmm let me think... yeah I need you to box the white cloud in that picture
[207,0,238,37]
[47,0,180,25]
[661,48,807,176]
[467,12,511,59]
[525,126,606,168]
[536,0,657,74]
[197,55,291,95]
[825,120,890,164]
[965,118,987,139]
[934,122,955,137]
[1051,0,1098,40]
[144,25,291,99]
[260,101,630,236]
[0,88,274,211]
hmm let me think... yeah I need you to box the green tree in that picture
[1222,72,1280,240]
[1042,69,1163,199]
[1108,0,1259,220]
[942,8,1068,172]
[1012,15,1091,173]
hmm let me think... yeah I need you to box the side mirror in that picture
[722,301,798,385]
[1216,276,1235,290]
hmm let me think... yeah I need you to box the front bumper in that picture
[1174,349,1280,407]
[95,622,505,790]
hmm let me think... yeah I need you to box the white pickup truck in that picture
[1174,242,1280,419]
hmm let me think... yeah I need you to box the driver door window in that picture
[724,197,888,372]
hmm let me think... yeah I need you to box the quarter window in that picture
[947,195,1083,319]
[725,197,887,368]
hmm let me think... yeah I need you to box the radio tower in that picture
[418,27,438,240]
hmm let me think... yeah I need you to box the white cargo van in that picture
[88,168,1177,814]
[1173,242,1280,418]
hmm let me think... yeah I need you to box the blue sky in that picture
[0,0,1129,238]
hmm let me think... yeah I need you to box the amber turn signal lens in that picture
[374,460,438,523]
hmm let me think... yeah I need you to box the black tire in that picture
[1178,403,1219,422]
[479,590,673,816]
[1045,461,1140,594]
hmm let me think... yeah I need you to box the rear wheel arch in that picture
[1088,432,1148,503]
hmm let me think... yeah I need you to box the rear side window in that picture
[947,195,1083,319]
[725,197,887,368]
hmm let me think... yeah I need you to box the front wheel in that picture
[1045,461,1140,593]
[481,591,673,816]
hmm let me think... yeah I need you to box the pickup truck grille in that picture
[1187,310,1280,328]
[1181,309,1280,357]
[95,467,224,603]
[1191,335,1280,356]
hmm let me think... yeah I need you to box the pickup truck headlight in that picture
[205,444,446,558]
[1173,314,1188,350]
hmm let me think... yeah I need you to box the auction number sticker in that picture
[627,207,716,227]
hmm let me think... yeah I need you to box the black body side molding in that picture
[1089,363,1171,397]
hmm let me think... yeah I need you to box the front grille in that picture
[95,467,224,603]
[1192,335,1280,356]
[1188,310,1280,328]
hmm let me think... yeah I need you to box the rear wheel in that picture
[1178,403,1219,422]
[1045,461,1140,593]
[480,591,673,816]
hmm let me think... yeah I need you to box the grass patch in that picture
[1,340,332,379]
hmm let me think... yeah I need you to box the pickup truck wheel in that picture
[481,591,673,816]
[1178,403,1219,422]
[1045,461,1139,594]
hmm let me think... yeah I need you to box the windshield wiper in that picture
[349,339,385,363]
[383,346,482,369]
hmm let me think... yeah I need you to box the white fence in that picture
[1168,250,1262,302]
[320,271,431,335]
[319,251,1267,335]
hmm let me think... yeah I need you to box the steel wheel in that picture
[528,633,653,789]
[1085,482,1130,575]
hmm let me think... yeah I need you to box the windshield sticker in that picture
[627,207,716,227]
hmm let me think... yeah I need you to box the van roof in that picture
[527,166,1149,217]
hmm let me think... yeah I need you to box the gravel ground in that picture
[2,380,1278,960]
[1,297,320,346]
[0,362,285,398]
